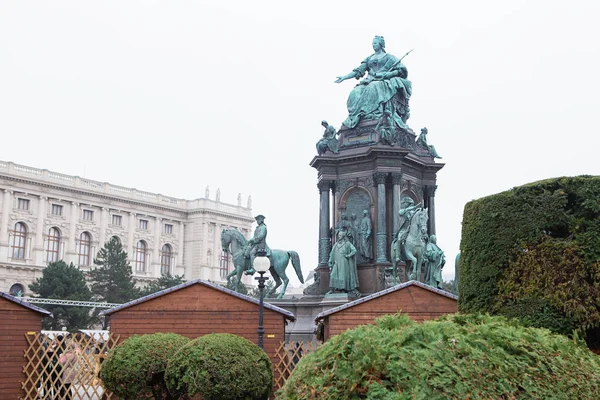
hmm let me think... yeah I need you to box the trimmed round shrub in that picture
[459,176,600,342]
[165,333,273,400]
[277,313,600,399]
[101,333,189,400]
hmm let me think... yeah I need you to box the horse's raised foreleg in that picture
[406,249,418,281]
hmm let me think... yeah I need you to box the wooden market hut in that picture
[315,280,457,342]
[101,279,295,367]
[0,291,52,398]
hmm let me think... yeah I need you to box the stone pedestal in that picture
[310,119,444,296]
[268,296,350,343]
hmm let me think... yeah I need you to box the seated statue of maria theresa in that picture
[335,36,412,131]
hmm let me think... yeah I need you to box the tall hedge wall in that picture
[459,176,600,342]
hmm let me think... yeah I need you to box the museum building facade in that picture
[0,161,253,296]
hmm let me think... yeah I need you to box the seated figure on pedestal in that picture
[316,120,339,155]
[335,36,412,131]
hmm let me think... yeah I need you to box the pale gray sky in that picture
[1,1,598,285]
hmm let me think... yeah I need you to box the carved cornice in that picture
[373,172,388,185]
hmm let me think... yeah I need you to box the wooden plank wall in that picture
[109,284,287,371]
[0,297,43,399]
[325,285,457,340]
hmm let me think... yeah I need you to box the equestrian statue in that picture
[390,198,429,284]
[221,215,304,299]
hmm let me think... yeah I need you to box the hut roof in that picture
[315,280,457,322]
[99,279,295,321]
[0,292,53,317]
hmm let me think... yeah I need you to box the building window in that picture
[135,241,147,272]
[139,219,148,230]
[78,232,92,266]
[164,224,173,234]
[161,244,173,275]
[112,215,122,226]
[219,251,230,279]
[9,283,25,297]
[46,227,61,263]
[11,222,27,259]
[83,209,94,221]
[51,204,63,216]
[17,198,30,210]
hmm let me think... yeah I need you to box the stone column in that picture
[317,180,331,266]
[179,221,186,278]
[374,173,389,263]
[67,202,79,264]
[0,190,12,246]
[424,185,437,235]
[213,223,221,280]
[127,212,135,263]
[391,173,402,233]
[202,221,208,265]
[34,196,47,264]
[153,217,162,276]
[99,207,109,247]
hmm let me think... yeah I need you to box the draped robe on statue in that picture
[328,239,359,292]
[344,52,412,130]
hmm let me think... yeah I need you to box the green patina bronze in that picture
[390,198,428,284]
[316,120,339,155]
[416,127,442,158]
[327,230,359,295]
[335,36,412,130]
[221,218,304,299]
[423,234,445,289]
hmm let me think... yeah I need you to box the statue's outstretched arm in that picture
[334,72,357,83]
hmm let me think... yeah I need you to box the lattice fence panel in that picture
[22,331,120,400]
[273,341,318,390]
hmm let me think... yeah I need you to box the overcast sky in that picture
[1,1,598,286]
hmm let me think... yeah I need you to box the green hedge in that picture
[459,176,600,339]
[101,333,190,400]
[165,333,273,400]
[277,313,600,399]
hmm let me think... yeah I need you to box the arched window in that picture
[78,232,92,266]
[135,241,147,273]
[161,244,172,275]
[9,283,25,297]
[11,222,27,259]
[219,251,230,278]
[46,227,61,263]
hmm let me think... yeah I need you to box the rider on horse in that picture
[245,214,272,274]
[394,197,421,262]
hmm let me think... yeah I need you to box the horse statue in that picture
[221,228,304,299]
[390,207,429,284]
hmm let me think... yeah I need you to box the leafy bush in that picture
[101,333,190,400]
[165,333,272,400]
[277,313,600,399]
[459,176,600,342]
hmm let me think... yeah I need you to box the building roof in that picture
[315,280,457,322]
[100,279,296,321]
[0,291,53,317]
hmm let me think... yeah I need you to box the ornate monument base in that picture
[310,119,444,296]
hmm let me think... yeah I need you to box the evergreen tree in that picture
[139,273,186,297]
[29,261,93,330]
[88,237,139,304]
